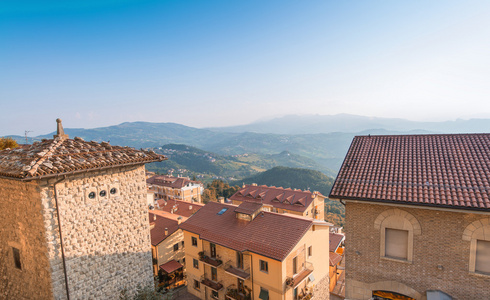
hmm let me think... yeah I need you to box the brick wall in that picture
[0,178,54,299]
[345,201,490,300]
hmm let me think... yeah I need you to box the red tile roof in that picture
[149,211,181,246]
[179,202,317,261]
[330,134,490,211]
[159,260,183,274]
[0,137,166,179]
[329,252,342,266]
[229,185,324,213]
[329,233,345,252]
[147,175,202,189]
[156,199,204,218]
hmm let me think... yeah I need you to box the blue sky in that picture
[1,0,490,136]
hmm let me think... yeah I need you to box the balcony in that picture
[224,260,250,280]
[286,262,314,289]
[198,251,223,267]
[225,285,251,300]
[200,275,224,292]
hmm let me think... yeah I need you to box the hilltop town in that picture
[2,119,490,300]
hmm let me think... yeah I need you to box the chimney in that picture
[218,197,224,203]
[165,228,168,235]
[177,216,183,225]
[53,118,69,139]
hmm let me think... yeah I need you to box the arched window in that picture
[374,209,421,262]
[463,219,490,275]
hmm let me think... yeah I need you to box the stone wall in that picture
[345,201,490,300]
[39,164,154,299]
[0,177,54,299]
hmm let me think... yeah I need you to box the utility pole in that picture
[25,130,33,144]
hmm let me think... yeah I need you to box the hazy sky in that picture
[2,0,490,136]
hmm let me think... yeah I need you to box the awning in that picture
[259,288,269,300]
[159,260,183,274]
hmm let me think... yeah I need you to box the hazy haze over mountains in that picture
[208,114,490,134]
[9,114,490,173]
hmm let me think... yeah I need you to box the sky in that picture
[1,0,490,136]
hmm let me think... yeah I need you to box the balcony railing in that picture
[286,261,314,289]
[224,260,250,280]
[200,275,224,292]
[225,285,251,300]
[198,251,223,267]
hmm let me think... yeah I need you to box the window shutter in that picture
[476,240,490,274]
[385,228,408,259]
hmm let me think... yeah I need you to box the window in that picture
[110,188,117,194]
[194,279,200,290]
[192,237,198,247]
[260,259,268,273]
[308,246,313,257]
[237,251,244,269]
[183,258,186,264]
[375,209,421,263]
[99,190,107,197]
[293,288,298,300]
[293,256,297,274]
[193,258,199,269]
[211,290,219,299]
[210,243,216,258]
[211,267,217,281]
[182,241,185,247]
[173,243,179,252]
[259,287,269,300]
[12,247,21,270]
[385,228,409,260]
[238,278,244,293]
[476,240,490,274]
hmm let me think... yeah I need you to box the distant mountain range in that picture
[8,114,490,174]
[208,114,490,134]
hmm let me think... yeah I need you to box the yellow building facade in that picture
[181,202,331,300]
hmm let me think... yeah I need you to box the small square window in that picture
[173,243,179,252]
[12,247,21,270]
[260,259,268,273]
[194,279,200,290]
[193,258,199,269]
[211,290,219,299]
[192,237,198,247]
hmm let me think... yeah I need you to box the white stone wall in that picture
[40,165,154,299]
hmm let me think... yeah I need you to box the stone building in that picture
[147,175,203,203]
[329,134,490,300]
[229,184,325,220]
[0,119,166,299]
[180,201,331,300]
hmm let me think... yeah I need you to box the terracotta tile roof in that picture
[229,185,324,213]
[159,260,183,274]
[330,134,490,211]
[149,211,181,246]
[329,233,344,252]
[0,137,166,179]
[234,201,263,215]
[156,199,204,217]
[147,175,202,189]
[329,252,342,266]
[179,202,314,261]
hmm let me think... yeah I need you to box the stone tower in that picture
[0,120,167,299]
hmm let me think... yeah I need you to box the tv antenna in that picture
[25,130,33,144]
